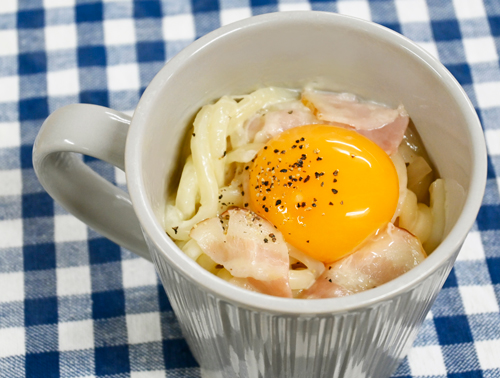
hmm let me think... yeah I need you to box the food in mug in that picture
[165,87,446,298]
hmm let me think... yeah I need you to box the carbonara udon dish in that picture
[165,87,447,299]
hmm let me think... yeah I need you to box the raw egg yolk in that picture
[249,125,399,263]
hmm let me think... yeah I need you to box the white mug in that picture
[33,11,487,378]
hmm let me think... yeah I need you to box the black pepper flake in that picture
[329,279,333,283]
[263,196,266,201]
[299,145,303,149]
[301,154,307,160]
[301,202,306,207]
[219,195,223,199]
[275,200,281,206]
[215,264,224,269]
[329,202,333,205]
[329,266,332,270]
[264,207,269,212]
[281,150,286,154]
[274,149,279,153]
[300,137,305,141]
[315,172,324,179]
[292,145,297,149]
[192,133,196,137]
[304,175,310,183]
[296,203,301,208]
[333,170,339,176]
[341,201,344,205]
[332,189,338,194]
[222,151,226,157]
[264,238,268,243]
[295,139,300,143]
[321,182,324,187]
[264,146,268,150]
[351,154,355,158]
[244,203,249,207]
[280,169,287,173]
[262,181,269,186]
[245,166,249,170]
[306,240,310,243]
[317,157,322,161]
[172,227,178,234]
[334,178,337,183]
[312,203,316,207]
[241,191,245,196]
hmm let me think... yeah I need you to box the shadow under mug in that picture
[33,11,487,378]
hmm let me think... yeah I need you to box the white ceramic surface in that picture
[33,12,487,378]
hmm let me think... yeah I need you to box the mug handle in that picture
[33,104,151,261]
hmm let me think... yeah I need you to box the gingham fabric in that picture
[0,0,499,377]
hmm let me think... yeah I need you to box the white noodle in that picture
[424,179,446,253]
[208,97,236,186]
[175,156,198,219]
[399,189,433,245]
[165,105,219,239]
[391,152,408,223]
[182,239,204,261]
[226,143,264,164]
[289,270,316,290]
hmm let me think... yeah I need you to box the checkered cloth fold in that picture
[0,1,499,377]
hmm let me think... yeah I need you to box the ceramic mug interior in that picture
[126,11,485,313]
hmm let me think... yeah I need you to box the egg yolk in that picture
[249,125,399,263]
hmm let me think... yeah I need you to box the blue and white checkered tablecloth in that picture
[0,0,499,377]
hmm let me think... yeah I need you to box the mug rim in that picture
[126,11,487,314]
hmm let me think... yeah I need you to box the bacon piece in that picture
[302,90,409,155]
[253,108,319,143]
[354,113,408,156]
[190,208,292,298]
[300,223,426,299]
[227,277,293,298]
[244,101,319,143]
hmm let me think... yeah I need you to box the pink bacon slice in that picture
[250,107,320,143]
[302,89,409,155]
[190,208,292,298]
[227,276,294,298]
[300,223,426,299]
